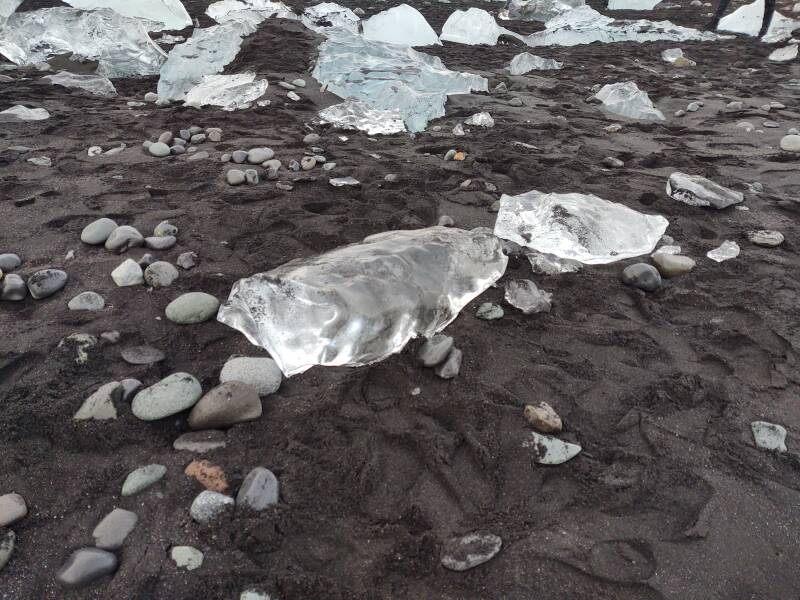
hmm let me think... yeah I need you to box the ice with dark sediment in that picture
[301,2,360,34]
[718,0,800,43]
[363,4,441,46]
[594,81,665,121]
[184,73,268,109]
[42,71,117,97]
[502,0,585,23]
[217,227,508,377]
[509,52,562,74]
[440,8,525,45]
[63,0,191,30]
[312,29,487,132]
[666,173,744,209]
[318,99,406,135]
[206,0,295,27]
[494,190,669,264]
[0,8,167,77]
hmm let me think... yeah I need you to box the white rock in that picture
[523,431,582,464]
[111,259,144,287]
[751,421,787,452]
[171,546,204,570]
[219,357,282,396]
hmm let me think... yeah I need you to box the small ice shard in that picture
[157,22,253,101]
[608,0,661,9]
[0,105,50,121]
[42,71,117,97]
[63,0,192,31]
[706,240,740,262]
[526,251,582,274]
[523,431,581,464]
[593,81,665,121]
[329,176,360,186]
[184,73,268,109]
[509,52,562,74]
[0,8,167,77]
[217,227,508,376]
[718,0,800,42]
[440,8,524,45]
[465,112,494,127]
[769,45,798,62]
[441,533,502,571]
[312,29,488,132]
[666,172,744,209]
[504,279,552,314]
[661,47,695,66]
[302,2,360,34]
[318,99,406,135]
[206,0,295,27]
[504,0,584,22]
[751,421,787,452]
[363,4,441,46]
[494,190,669,264]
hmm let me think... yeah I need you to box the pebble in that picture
[27,269,68,299]
[303,133,320,145]
[674,109,686,117]
[121,346,165,365]
[0,253,20,272]
[188,125,202,135]
[56,548,117,589]
[300,156,316,170]
[262,159,281,172]
[105,225,144,253]
[245,169,259,184]
[287,91,300,101]
[329,176,360,187]
[171,145,186,156]
[111,258,144,287]
[122,464,166,496]
[145,235,176,250]
[651,254,695,278]
[185,459,229,492]
[207,128,222,142]
[190,490,234,523]
[120,378,142,402]
[219,356,282,396]
[524,402,562,433]
[171,546,204,570]
[726,101,743,110]
[322,162,336,171]
[751,421,787,452]
[621,263,661,292]
[779,134,800,152]
[475,302,503,320]
[524,431,582,464]
[509,97,523,107]
[177,251,198,269]
[174,430,227,453]
[241,589,271,600]
[0,494,27,527]
[444,149,457,161]
[140,254,157,269]
[144,261,179,288]
[81,218,118,244]
[0,531,14,572]
[237,467,279,511]
[173,137,186,147]
[165,292,219,324]
[131,372,203,421]
[232,150,249,163]
[278,81,295,90]
[190,133,206,144]
[437,215,455,227]
[144,92,158,102]
[158,131,173,144]
[188,381,262,430]
[417,335,454,367]
[68,291,104,311]
[27,156,52,167]
[148,142,171,157]
[288,159,300,171]
[763,120,780,128]
[179,129,191,140]
[156,98,171,107]
[74,381,121,420]
[248,148,274,163]
[441,533,502,571]
[188,150,209,161]
[435,347,462,379]
[276,182,293,191]
[788,128,799,135]
[227,169,246,185]
[747,229,784,247]
[686,102,700,112]
[292,78,306,87]
[92,508,138,550]
[736,121,754,132]
[602,156,624,168]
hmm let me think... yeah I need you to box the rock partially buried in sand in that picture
[121,346,165,365]
[651,253,695,278]
[524,431,582,465]
[73,381,121,420]
[68,291,105,311]
[1,274,27,301]
[80,218,118,245]
[144,261,179,288]
[417,335,454,367]
[236,467,279,511]
[779,134,800,152]
[185,459,229,492]
[105,225,144,254]
[188,381,262,430]
[524,402,562,433]
[122,464,167,496]
[190,490,234,523]
[441,532,502,571]
[476,302,504,320]
[166,292,220,324]
[751,421,787,452]
[0,531,15,572]
[173,430,227,453]
[747,230,784,247]
[56,548,117,589]
[111,258,144,287]
[435,347,462,379]
[0,493,27,528]
[92,508,138,550]
[622,263,661,292]
[171,546,204,570]
[219,357,282,396]
[131,372,202,421]
[27,269,68,299]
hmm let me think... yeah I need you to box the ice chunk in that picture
[329,176,361,186]
[302,2,360,34]
[523,431,581,464]
[607,0,661,10]
[465,112,494,127]
[440,8,525,45]
[363,4,441,46]
[706,240,740,262]
[42,71,117,97]
[0,8,166,78]
[63,0,191,31]
[526,6,725,46]
[312,29,488,132]
[593,81,665,121]
[526,251,582,274]
[184,73,268,109]
[0,105,51,121]
[217,227,508,376]
[504,0,584,23]
[157,22,253,101]
[318,99,406,135]
[661,47,696,66]
[769,45,798,62]
[509,52,562,74]
[206,0,295,28]
[718,0,800,42]
[494,190,669,264]
[504,279,552,313]
[0,0,22,21]
[751,421,787,452]
[666,172,743,209]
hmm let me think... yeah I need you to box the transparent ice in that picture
[666,172,743,209]
[607,0,661,10]
[206,0,295,27]
[302,2,360,34]
[504,279,552,314]
[329,176,361,186]
[718,0,800,43]
[217,227,508,376]
[706,240,740,262]
[312,29,487,132]
[661,47,695,65]
[526,251,582,274]
[318,99,406,135]
[42,71,117,97]
[184,73,268,109]
[465,112,494,127]
[494,190,669,264]
[503,0,584,22]
[594,81,665,121]
[0,8,166,77]
[157,22,253,101]
[440,8,524,45]
[363,4,441,47]
[509,52,562,74]
[0,105,51,122]
[63,0,191,31]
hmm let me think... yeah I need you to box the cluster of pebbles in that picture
[143,125,222,158]
[0,253,67,302]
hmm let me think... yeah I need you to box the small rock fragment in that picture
[122,464,166,496]
[622,263,661,292]
[524,402,562,433]
[171,546,204,570]
[441,533,502,571]
[92,508,138,550]
[56,548,117,589]
[185,459,229,492]
[236,467,279,511]
[417,335,454,367]
[190,490,234,523]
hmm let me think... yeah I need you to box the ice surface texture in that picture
[504,0,585,23]
[318,99,406,134]
[312,29,487,132]
[42,71,117,97]
[217,227,508,376]
[0,105,51,121]
[666,172,744,209]
[363,4,441,46]
[184,73,268,109]
[594,81,665,121]
[509,52,562,74]
[440,8,524,45]
[206,0,294,27]
[0,7,166,77]
[607,0,661,10]
[302,2,360,34]
[718,0,800,42]
[63,0,191,31]
[494,190,669,264]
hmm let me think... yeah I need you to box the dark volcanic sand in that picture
[2,0,800,598]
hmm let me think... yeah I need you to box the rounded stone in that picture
[0,531,14,572]
[245,169,259,185]
[524,402,562,433]
[1,274,27,301]
[621,263,662,292]
[148,142,171,157]
[0,253,21,271]
[232,150,249,163]
[190,490,234,523]
[226,169,246,186]
[651,254,696,278]
[27,269,68,299]
[68,291,104,311]
[154,221,178,237]
[779,134,800,152]
[122,464,167,496]
[262,159,281,172]
[111,258,143,287]
[219,356,282,396]
[171,546,204,570]
[105,225,144,253]
[177,252,198,269]
[188,381,262,430]
[56,548,117,589]
[145,235,176,250]
[165,292,219,324]
[417,335,454,367]
[0,493,27,527]
[131,372,203,421]
[92,508,138,550]
[236,467,279,511]
[121,346,165,365]
[300,156,316,170]
[120,378,143,401]
[144,261,179,288]
[185,458,229,492]
[80,218,118,245]
[303,133,320,145]
[247,148,274,163]
[747,229,784,247]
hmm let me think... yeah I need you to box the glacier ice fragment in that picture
[607,0,661,9]
[504,0,585,22]
[302,2,360,34]
[718,0,800,43]
[768,45,798,62]
[504,279,552,314]
[666,172,743,209]
[318,99,406,135]
[184,73,268,109]
[440,8,524,45]
[509,52,562,74]
[706,240,740,262]
[593,81,665,121]
[63,0,191,31]
[465,112,494,127]
[206,0,295,27]
[42,71,117,97]
[363,4,441,46]
[0,105,51,121]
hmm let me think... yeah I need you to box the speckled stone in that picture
[190,490,234,523]
[131,372,202,421]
